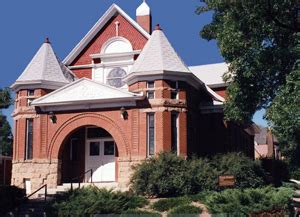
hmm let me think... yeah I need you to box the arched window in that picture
[101,37,133,54]
[106,68,127,88]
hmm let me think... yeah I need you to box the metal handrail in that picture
[70,169,93,190]
[26,184,48,202]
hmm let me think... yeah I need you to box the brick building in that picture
[10,2,255,191]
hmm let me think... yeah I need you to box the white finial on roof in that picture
[136,0,150,16]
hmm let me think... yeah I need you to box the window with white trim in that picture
[170,81,179,99]
[27,90,35,106]
[106,67,127,88]
[171,112,179,154]
[147,81,155,99]
[25,119,33,160]
[147,113,155,156]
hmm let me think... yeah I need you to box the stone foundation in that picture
[11,159,60,191]
[11,157,144,191]
[117,157,143,188]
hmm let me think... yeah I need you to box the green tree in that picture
[0,115,13,156]
[0,88,12,109]
[0,87,13,156]
[197,1,299,144]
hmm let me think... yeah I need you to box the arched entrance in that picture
[61,126,118,183]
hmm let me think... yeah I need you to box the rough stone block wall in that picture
[11,159,60,190]
[117,157,143,188]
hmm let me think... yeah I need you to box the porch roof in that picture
[31,78,144,111]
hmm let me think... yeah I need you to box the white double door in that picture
[85,138,115,182]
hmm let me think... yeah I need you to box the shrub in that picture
[131,152,267,196]
[260,158,290,186]
[168,205,202,217]
[130,152,191,197]
[49,187,148,215]
[187,157,219,192]
[0,186,25,215]
[212,152,266,189]
[151,197,191,212]
[121,209,161,217]
[194,187,293,215]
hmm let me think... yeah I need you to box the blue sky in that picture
[0,0,267,127]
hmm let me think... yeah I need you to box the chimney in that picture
[136,0,152,34]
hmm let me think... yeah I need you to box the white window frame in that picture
[147,81,155,99]
[147,113,155,157]
[171,112,179,155]
[171,81,179,100]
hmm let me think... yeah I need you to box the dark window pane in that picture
[104,141,115,155]
[170,81,178,89]
[148,82,154,88]
[171,91,178,99]
[26,119,33,160]
[90,142,100,156]
[147,113,155,156]
[28,90,34,96]
[147,91,154,99]
[171,113,178,154]
[87,128,111,138]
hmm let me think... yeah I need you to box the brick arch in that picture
[48,113,129,159]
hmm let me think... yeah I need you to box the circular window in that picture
[107,68,127,88]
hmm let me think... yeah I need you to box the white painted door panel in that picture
[85,139,115,182]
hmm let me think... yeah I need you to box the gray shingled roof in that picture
[12,40,75,90]
[131,27,191,73]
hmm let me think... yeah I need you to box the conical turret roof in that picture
[130,25,190,74]
[11,39,75,91]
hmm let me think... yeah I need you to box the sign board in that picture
[219,175,236,187]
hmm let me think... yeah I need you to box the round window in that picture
[106,68,127,88]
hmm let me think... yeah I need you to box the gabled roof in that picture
[11,40,75,91]
[130,27,190,74]
[32,78,144,110]
[189,63,229,88]
[63,4,151,66]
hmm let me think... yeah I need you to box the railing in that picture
[26,184,48,202]
[70,169,93,190]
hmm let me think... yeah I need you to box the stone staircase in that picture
[35,182,120,197]
[7,182,121,217]
[293,190,300,216]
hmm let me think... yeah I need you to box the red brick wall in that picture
[212,86,227,98]
[69,13,148,78]
[136,15,152,33]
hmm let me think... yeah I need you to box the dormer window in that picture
[106,67,127,88]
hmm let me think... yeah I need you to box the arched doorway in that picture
[61,126,118,184]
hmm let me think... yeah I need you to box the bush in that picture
[0,186,25,215]
[260,158,290,186]
[151,197,191,212]
[49,187,148,215]
[131,152,267,196]
[212,152,266,189]
[168,205,202,217]
[194,187,293,215]
[130,152,191,197]
[121,209,161,217]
